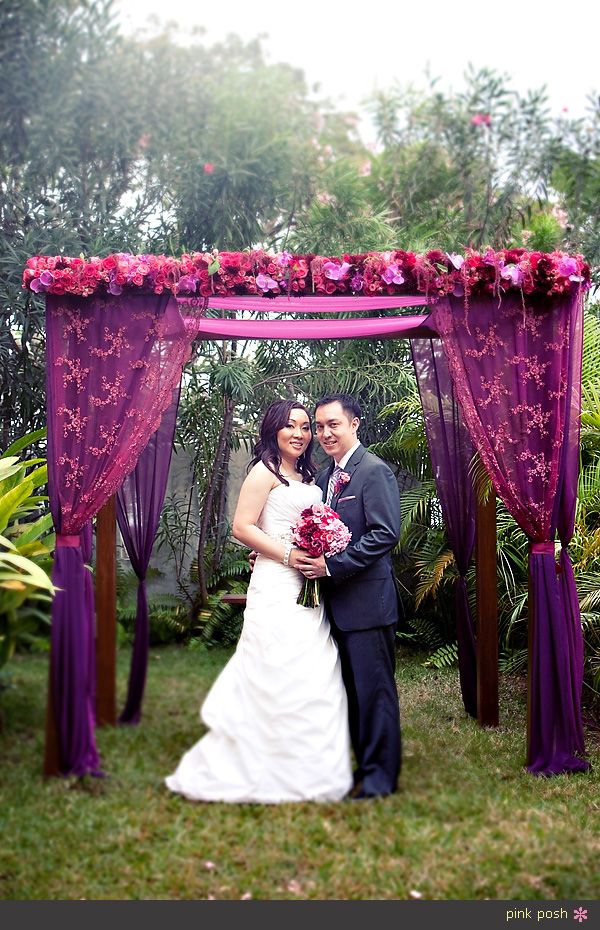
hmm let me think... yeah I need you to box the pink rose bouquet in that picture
[291,502,352,608]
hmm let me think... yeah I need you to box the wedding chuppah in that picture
[23,247,590,781]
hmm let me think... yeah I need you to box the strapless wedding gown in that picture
[165,480,352,803]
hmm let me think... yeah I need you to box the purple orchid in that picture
[500,264,524,287]
[277,251,292,267]
[447,253,464,270]
[30,270,54,292]
[176,275,197,293]
[256,273,279,292]
[558,256,578,276]
[323,261,351,281]
[381,263,405,285]
[108,279,123,296]
[350,273,364,291]
[557,256,584,281]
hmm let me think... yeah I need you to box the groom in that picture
[296,393,402,799]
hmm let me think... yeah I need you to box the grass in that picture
[0,646,598,901]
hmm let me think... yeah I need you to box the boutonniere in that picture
[333,471,351,497]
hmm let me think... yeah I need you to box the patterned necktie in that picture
[326,464,342,506]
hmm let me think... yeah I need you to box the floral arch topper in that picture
[23,248,590,302]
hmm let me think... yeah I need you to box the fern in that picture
[424,643,458,669]
[195,578,247,647]
[499,648,528,675]
[405,616,444,649]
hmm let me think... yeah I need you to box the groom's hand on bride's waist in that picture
[296,554,328,578]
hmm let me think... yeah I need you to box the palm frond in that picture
[499,648,528,675]
[414,549,455,606]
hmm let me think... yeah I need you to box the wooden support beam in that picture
[475,487,499,727]
[43,664,60,777]
[220,594,247,607]
[95,495,117,726]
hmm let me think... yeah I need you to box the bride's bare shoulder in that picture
[244,461,279,489]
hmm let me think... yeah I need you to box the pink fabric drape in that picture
[177,313,435,341]
[431,292,587,774]
[46,293,195,775]
[117,389,181,725]
[411,338,477,718]
[177,295,431,314]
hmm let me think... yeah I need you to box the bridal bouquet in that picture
[291,503,352,608]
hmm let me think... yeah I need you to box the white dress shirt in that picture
[335,441,361,471]
[324,440,360,575]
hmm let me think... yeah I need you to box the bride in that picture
[165,399,352,803]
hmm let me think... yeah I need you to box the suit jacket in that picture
[317,444,401,632]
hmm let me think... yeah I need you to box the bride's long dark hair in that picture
[249,399,316,485]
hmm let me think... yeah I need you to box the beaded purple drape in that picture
[431,292,588,774]
[46,293,194,776]
[411,338,477,718]
[116,389,180,725]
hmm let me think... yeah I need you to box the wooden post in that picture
[475,487,499,727]
[95,495,117,726]
[43,665,60,777]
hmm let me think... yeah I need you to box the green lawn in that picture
[0,646,598,901]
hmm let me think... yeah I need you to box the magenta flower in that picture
[381,263,405,285]
[277,251,292,267]
[500,264,524,287]
[557,256,583,281]
[323,261,351,281]
[333,471,351,496]
[350,273,364,291]
[30,277,45,293]
[176,275,197,293]
[203,163,215,173]
[447,253,464,270]
[471,113,491,126]
[108,280,123,296]
[256,273,279,292]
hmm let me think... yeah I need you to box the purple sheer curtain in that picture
[553,296,586,760]
[117,388,180,725]
[431,291,588,774]
[411,338,477,718]
[46,293,195,776]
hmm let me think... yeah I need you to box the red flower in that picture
[203,163,215,173]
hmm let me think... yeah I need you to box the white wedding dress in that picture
[165,480,352,803]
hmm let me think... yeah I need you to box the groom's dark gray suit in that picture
[317,443,402,797]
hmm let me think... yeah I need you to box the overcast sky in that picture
[115,0,599,143]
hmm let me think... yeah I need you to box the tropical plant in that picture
[0,428,55,683]
[115,565,188,647]
[189,541,251,648]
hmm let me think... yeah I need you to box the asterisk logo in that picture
[574,908,588,923]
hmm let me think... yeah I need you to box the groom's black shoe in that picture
[347,780,395,801]
[347,782,375,801]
